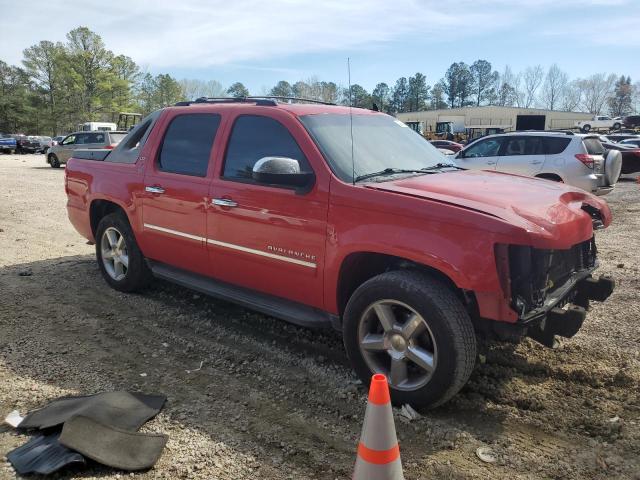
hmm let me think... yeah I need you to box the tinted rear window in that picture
[158,114,220,177]
[583,138,605,155]
[543,137,571,154]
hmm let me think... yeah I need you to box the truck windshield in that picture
[300,114,449,183]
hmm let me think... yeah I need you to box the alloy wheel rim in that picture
[358,299,437,391]
[101,227,129,281]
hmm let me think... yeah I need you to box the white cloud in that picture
[0,0,636,68]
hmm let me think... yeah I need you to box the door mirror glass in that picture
[252,157,315,188]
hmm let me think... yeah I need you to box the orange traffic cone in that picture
[353,374,404,480]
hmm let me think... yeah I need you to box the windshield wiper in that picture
[354,168,431,183]
[420,162,465,171]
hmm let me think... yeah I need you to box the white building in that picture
[396,106,593,135]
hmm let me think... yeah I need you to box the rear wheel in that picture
[48,154,60,168]
[581,124,591,133]
[613,122,621,130]
[343,270,477,409]
[95,212,151,292]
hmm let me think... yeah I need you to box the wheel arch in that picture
[335,251,477,318]
[89,199,130,238]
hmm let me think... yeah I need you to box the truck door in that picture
[140,112,222,276]
[207,111,329,308]
[495,135,545,176]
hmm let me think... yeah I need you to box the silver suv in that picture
[455,131,622,195]
[47,131,127,168]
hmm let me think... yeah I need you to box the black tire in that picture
[48,154,60,168]
[95,212,152,292]
[613,122,621,130]
[581,124,591,133]
[343,270,477,409]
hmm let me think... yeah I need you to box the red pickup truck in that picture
[65,98,615,408]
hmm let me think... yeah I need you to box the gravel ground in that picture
[0,154,639,480]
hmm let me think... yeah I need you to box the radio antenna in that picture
[348,58,355,185]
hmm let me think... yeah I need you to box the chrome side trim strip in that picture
[143,223,205,242]
[207,239,317,268]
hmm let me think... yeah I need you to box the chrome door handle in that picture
[145,186,165,194]
[212,198,238,208]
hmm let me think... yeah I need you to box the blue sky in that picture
[1,0,639,92]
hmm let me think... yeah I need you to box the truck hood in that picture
[366,170,611,248]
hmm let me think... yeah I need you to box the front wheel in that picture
[581,124,591,133]
[343,270,477,409]
[48,154,60,168]
[95,212,151,292]
[613,122,621,130]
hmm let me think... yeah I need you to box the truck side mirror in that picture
[252,157,315,191]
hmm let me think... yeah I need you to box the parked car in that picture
[14,135,41,154]
[619,138,640,148]
[601,133,640,143]
[34,136,53,153]
[429,140,463,153]
[437,148,456,156]
[47,131,127,167]
[599,140,640,175]
[455,131,621,195]
[622,115,640,129]
[64,100,615,408]
[0,133,17,153]
[575,115,622,132]
[52,135,65,146]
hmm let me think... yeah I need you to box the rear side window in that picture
[543,137,571,154]
[86,132,106,144]
[75,134,90,145]
[583,138,605,155]
[158,114,220,176]
[502,137,543,156]
[223,115,309,181]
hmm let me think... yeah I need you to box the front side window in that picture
[223,115,309,181]
[464,138,502,158]
[158,114,220,177]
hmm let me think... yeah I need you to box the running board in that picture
[147,260,335,329]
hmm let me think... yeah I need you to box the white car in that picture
[575,115,622,133]
[455,131,622,196]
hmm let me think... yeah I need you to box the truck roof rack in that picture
[174,96,336,107]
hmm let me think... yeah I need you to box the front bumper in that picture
[525,273,615,347]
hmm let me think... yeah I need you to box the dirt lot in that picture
[0,154,638,480]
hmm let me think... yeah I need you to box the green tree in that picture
[391,77,409,113]
[346,84,371,108]
[270,80,293,97]
[608,75,633,116]
[371,82,391,112]
[65,27,113,119]
[470,60,497,106]
[0,61,33,133]
[227,82,249,98]
[407,73,429,111]
[430,82,448,110]
[22,40,66,134]
[442,62,473,108]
